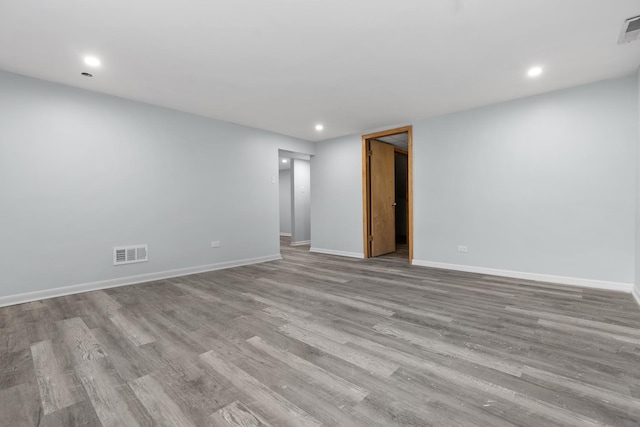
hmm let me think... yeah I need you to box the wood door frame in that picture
[362,125,413,263]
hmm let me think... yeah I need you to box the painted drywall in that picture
[0,71,314,299]
[312,75,638,285]
[279,169,292,234]
[310,135,364,256]
[636,66,640,302]
[413,75,637,284]
[291,159,311,244]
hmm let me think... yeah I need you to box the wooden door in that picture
[369,139,396,256]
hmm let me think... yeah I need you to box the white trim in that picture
[632,285,640,306]
[290,240,311,246]
[279,232,292,237]
[0,254,282,308]
[411,260,633,293]
[309,247,365,259]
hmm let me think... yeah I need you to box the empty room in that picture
[2,1,640,426]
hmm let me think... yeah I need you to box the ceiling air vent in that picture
[113,244,148,266]
[619,15,640,44]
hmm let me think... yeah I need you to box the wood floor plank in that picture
[24,304,63,345]
[129,374,197,427]
[352,294,454,323]
[0,382,42,427]
[90,325,152,382]
[521,365,640,418]
[193,320,377,426]
[174,282,222,303]
[0,347,34,391]
[242,292,313,318]
[108,312,156,346]
[373,322,524,377]
[246,335,369,402]
[279,323,400,377]
[210,400,271,427]
[537,318,640,346]
[39,400,102,427]
[1,237,639,426]
[59,317,147,427]
[199,349,323,427]
[0,325,30,355]
[139,339,240,425]
[31,339,84,414]
[258,278,396,317]
[85,290,122,318]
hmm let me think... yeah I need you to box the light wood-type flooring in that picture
[1,237,640,426]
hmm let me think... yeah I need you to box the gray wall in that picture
[312,75,638,284]
[0,71,314,298]
[311,135,363,256]
[414,75,636,284]
[636,66,640,298]
[291,159,311,243]
[279,169,292,234]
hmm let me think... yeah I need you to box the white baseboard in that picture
[309,247,364,259]
[632,285,640,306]
[0,254,282,308]
[279,232,292,237]
[411,260,633,293]
[290,240,311,246]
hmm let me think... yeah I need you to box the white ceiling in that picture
[1,1,639,142]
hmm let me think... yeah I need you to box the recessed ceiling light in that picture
[315,124,324,131]
[282,159,288,163]
[84,56,101,67]
[527,66,543,78]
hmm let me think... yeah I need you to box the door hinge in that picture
[367,150,372,156]
[368,235,373,241]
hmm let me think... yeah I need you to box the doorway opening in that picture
[362,126,413,263]
[278,150,311,252]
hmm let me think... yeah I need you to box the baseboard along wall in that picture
[4,251,636,308]
[309,247,365,259]
[412,259,633,293]
[633,285,640,306]
[290,240,311,246]
[0,254,282,308]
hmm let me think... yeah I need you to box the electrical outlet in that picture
[211,241,221,248]
[457,245,468,253]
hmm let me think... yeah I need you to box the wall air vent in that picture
[618,15,640,44]
[113,244,148,266]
